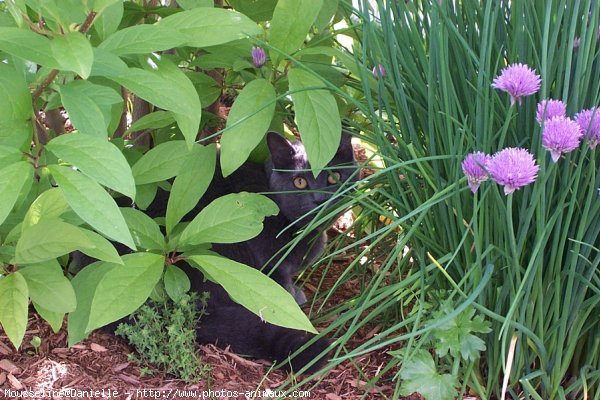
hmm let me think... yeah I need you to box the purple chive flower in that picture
[573,37,581,49]
[372,64,385,78]
[462,152,491,193]
[575,107,600,150]
[542,116,584,162]
[536,99,567,125]
[251,46,266,68]
[492,63,541,105]
[487,148,539,195]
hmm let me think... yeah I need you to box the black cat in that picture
[77,132,357,373]
[146,132,357,373]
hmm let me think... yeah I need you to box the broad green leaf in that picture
[90,47,128,77]
[59,80,123,138]
[166,144,216,233]
[220,79,276,177]
[87,252,164,331]
[78,228,124,265]
[48,165,135,249]
[0,272,28,349]
[176,0,213,9]
[91,0,122,13]
[0,161,34,226]
[399,350,459,400]
[99,24,184,55]
[111,64,201,149]
[189,254,316,333]
[22,188,69,230]
[432,304,491,361]
[288,68,341,174]
[5,0,26,27]
[227,0,277,22]
[120,208,166,251]
[33,302,64,333]
[179,192,278,246]
[27,0,86,29]
[186,72,221,106]
[46,133,135,198]
[15,218,94,264]
[164,265,190,302]
[126,111,175,134]
[131,140,190,185]
[269,0,323,65]
[0,27,59,68]
[93,0,124,40]
[51,32,93,79]
[0,63,33,150]
[315,0,338,32]
[0,146,24,168]
[68,260,115,346]
[296,46,361,78]
[156,7,260,48]
[19,259,76,313]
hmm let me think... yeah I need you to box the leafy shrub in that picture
[115,292,210,383]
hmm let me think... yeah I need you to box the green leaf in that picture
[19,259,76,313]
[0,27,59,68]
[315,0,338,32]
[93,0,124,40]
[0,146,24,168]
[176,0,213,9]
[296,46,361,78]
[0,161,34,226]
[22,188,69,230]
[186,72,221,106]
[179,192,278,246]
[227,0,277,22]
[220,79,276,177]
[48,165,135,250]
[77,228,124,265]
[126,111,175,134]
[111,63,201,149]
[15,218,94,264]
[91,0,122,13]
[269,0,323,65]
[156,7,260,48]
[0,272,29,349]
[120,208,166,251]
[46,133,135,198]
[59,80,123,138]
[68,260,115,346]
[131,140,190,185]
[99,24,184,55]
[166,144,216,233]
[86,252,164,331]
[399,350,458,400]
[164,265,190,302]
[189,254,316,333]
[90,47,129,77]
[33,302,64,333]
[51,32,94,79]
[0,63,33,150]
[432,304,491,361]
[288,68,341,174]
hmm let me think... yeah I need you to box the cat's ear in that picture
[335,132,354,162]
[267,132,296,168]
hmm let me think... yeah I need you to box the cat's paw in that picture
[290,284,307,305]
[275,334,331,374]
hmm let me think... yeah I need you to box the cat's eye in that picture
[293,176,308,189]
[327,172,342,185]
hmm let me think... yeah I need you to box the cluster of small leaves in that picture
[391,300,491,400]
[115,292,210,383]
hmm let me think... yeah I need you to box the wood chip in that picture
[0,371,6,386]
[112,362,130,372]
[0,341,11,355]
[0,359,21,374]
[326,394,343,400]
[51,347,69,354]
[118,373,140,385]
[7,373,23,390]
[90,343,107,352]
[213,371,225,380]
[71,344,87,350]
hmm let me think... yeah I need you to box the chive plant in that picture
[282,1,599,399]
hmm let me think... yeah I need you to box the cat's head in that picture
[265,132,357,223]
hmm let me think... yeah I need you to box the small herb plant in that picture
[115,292,210,383]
